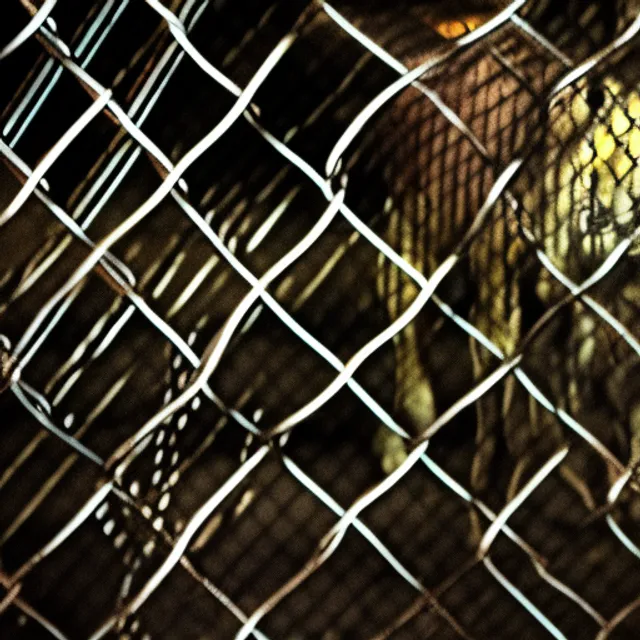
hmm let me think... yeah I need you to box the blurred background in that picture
[1,1,640,638]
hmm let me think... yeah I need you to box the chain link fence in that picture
[1,0,640,637]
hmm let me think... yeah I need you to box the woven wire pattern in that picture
[1,0,640,638]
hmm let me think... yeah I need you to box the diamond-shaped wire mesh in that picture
[2,0,640,638]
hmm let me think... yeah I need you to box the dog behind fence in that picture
[2,1,640,638]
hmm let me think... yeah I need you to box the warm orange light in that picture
[432,16,488,39]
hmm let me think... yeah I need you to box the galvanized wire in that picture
[1,1,640,638]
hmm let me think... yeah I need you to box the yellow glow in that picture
[629,128,640,158]
[629,93,640,119]
[578,139,594,166]
[611,106,631,137]
[594,125,616,161]
[434,17,486,39]
[612,150,633,180]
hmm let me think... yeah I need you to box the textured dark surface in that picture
[1,1,640,638]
